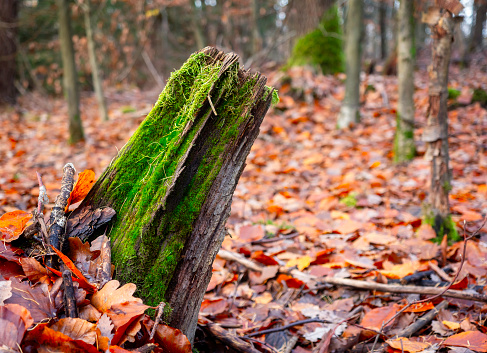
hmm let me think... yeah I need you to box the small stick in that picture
[244,318,330,338]
[429,262,453,282]
[208,94,217,115]
[251,231,299,245]
[62,270,78,318]
[205,322,261,353]
[149,302,166,340]
[396,300,448,338]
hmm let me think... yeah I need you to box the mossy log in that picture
[73,47,275,341]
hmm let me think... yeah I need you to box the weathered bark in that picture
[470,0,486,52]
[83,0,109,121]
[422,1,463,240]
[73,47,275,343]
[379,0,387,60]
[337,0,363,129]
[394,0,415,163]
[0,0,18,105]
[57,0,84,143]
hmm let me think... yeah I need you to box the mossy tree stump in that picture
[74,47,276,341]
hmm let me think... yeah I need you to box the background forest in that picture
[1,0,487,353]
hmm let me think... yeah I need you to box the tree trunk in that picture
[0,0,18,105]
[394,0,415,162]
[73,47,275,343]
[189,0,205,50]
[470,0,486,52]
[83,0,109,121]
[379,0,387,60]
[337,0,363,129]
[422,2,463,241]
[57,0,84,144]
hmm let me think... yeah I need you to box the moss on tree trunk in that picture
[74,47,276,342]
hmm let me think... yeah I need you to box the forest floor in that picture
[1,59,487,352]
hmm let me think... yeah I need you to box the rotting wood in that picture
[73,47,276,343]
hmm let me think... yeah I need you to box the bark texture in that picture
[83,0,109,121]
[57,0,84,144]
[73,47,274,343]
[337,0,363,129]
[422,2,462,240]
[394,0,415,163]
[470,0,486,52]
[0,0,18,105]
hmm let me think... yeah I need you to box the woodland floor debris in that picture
[0,55,487,352]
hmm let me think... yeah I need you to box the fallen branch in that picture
[205,321,261,353]
[322,277,487,303]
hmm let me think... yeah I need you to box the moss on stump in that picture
[287,6,343,74]
[74,47,275,342]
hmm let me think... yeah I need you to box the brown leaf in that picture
[20,257,49,284]
[360,304,400,332]
[386,338,431,352]
[66,169,96,209]
[0,304,33,349]
[50,318,97,345]
[443,331,487,352]
[154,324,192,353]
[91,280,142,313]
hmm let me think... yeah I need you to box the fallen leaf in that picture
[66,170,96,210]
[91,280,142,313]
[443,331,487,352]
[50,318,97,345]
[386,337,430,352]
[0,210,32,242]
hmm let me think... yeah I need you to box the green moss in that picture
[271,89,280,106]
[448,87,461,100]
[120,105,137,113]
[423,210,460,243]
[286,6,343,74]
[472,88,487,106]
[340,192,358,207]
[94,51,272,305]
[393,114,415,163]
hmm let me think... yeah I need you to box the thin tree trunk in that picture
[251,0,262,55]
[57,0,84,143]
[189,0,205,49]
[337,0,363,129]
[470,0,486,52]
[422,1,463,240]
[83,0,108,121]
[0,0,18,105]
[379,0,387,60]
[394,0,415,162]
[73,47,274,343]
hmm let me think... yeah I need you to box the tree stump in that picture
[73,47,276,342]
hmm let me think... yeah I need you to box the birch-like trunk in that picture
[337,0,363,129]
[57,0,84,143]
[394,0,415,162]
[83,0,109,121]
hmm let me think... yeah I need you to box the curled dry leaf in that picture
[0,210,32,242]
[154,324,192,353]
[20,257,49,284]
[50,317,97,345]
[0,303,33,349]
[386,337,431,353]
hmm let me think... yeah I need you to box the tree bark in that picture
[83,0,109,121]
[57,0,84,143]
[422,1,462,240]
[379,0,387,60]
[0,0,18,105]
[337,0,363,129]
[394,0,415,162]
[72,47,274,343]
[470,0,486,52]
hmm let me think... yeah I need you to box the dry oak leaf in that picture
[0,210,31,242]
[79,304,102,322]
[386,338,431,353]
[50,317,97,345]
[91,280,142,313]
[0,303,34,349]
[443,331,487,352]
[66,169,96,210]
[106,301,149,330]
[23,323,99,353]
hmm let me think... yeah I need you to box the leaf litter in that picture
[0,60,486,352]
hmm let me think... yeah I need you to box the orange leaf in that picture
[154,324,192,353]
[443,331,487,352]
[361,304,400,331]
[0,210,31,242]
[386,338,430,352]
[404,302,434,313]
[49,245,97,292]
[251,251,279,266]
[66,170,96,210]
